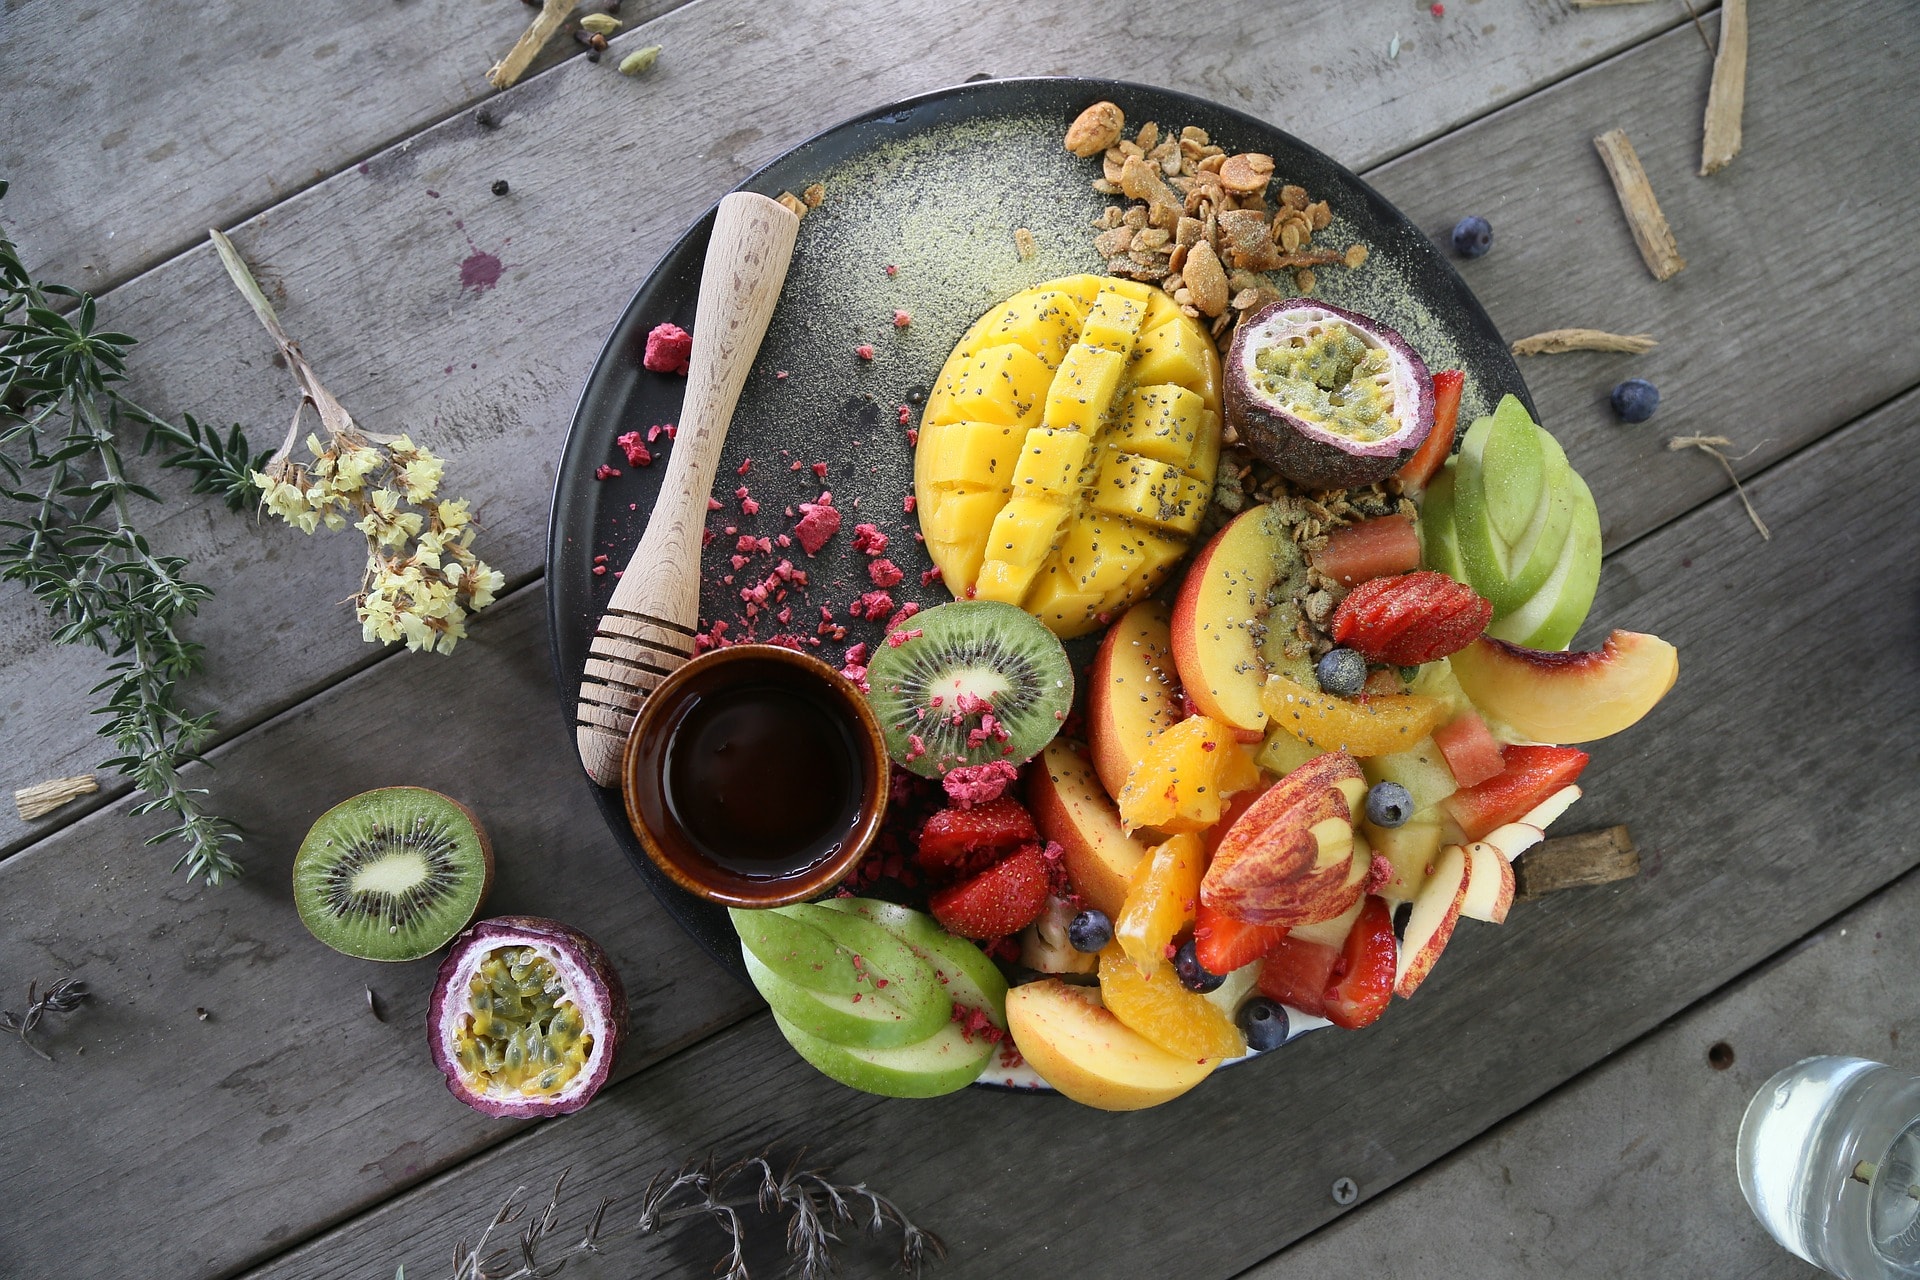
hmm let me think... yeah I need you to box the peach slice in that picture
[1086,600,1183,801]
[1394,843,1469,997]
[1259,674,1451,757]
[1458,840,1516,924]
[1025,739,1149,920]
[1169,505,1306,732]
[1004,979,1213,1111]
[1449,631,1678,745]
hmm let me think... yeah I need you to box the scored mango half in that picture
[915,275,1223,638]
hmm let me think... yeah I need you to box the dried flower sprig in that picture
[1,181,255,884]
[209,230,504,655]
[440,1152,943,1280]
[1,978,91,1061]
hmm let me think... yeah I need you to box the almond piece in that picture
[1218,152,1276,195]
[1184,240,1229,317]
[1065,102,1126,157]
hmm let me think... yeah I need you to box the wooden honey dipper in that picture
[574,192,801,786]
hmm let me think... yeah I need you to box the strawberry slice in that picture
[1443,745,1589,841]
[1433,710,1505,788]
[1310,514,1422,587]
[928,843,1050,939]
[1254,934,1340,1018]
[1322,896,1396,1029]
[916,796,1037,880]
[1395,369,1464,495]
[1330,570,1492,665]
[1192,900,1290,974]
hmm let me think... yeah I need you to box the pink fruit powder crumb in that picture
[793,492,841,555]
[855,344,875,361]
[593,464,620,480]
[643,322,692,375]
[941,761,1018,808]
[615,431,652,467]
[850,590,894,620]
[851,523,888,555]
[886,627,922,648]
[868,558,903,588]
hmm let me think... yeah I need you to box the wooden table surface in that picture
[3,2,1916,1276]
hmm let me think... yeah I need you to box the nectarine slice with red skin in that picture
[1442,745,1588,842]
[1086,601,1183,802]
[1025,739,1148,920]
[1432,710,1505,789]
[1169,504,1304,733]
[1449,631,1678,745]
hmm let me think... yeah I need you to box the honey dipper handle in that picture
[575,192,801,786]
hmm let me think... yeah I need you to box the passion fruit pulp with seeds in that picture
[291,786,493,962]
[1224,299,1433,491]
[864,599,1073,778]
[429,916,628,1117]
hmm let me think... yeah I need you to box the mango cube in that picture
[976,289,1087,368]
[1129,318,1219,394]
[1007,428,1091,500]
[927,342,1053,428]
[984,496,1070,568]
[1043,343,1128,433]
[916,420,1021,493]
[1108,385,1206,468]
[1081,289,1148,356]
[1088,450,1208,535]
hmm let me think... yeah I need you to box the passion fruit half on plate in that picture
[429,916,628,1117]
[1224,299,1433,491]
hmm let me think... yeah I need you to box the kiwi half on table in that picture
[865,599,1073,777]
[292,786,494,961]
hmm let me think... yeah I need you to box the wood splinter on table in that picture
[1512,329,1658,356]
[1514,826,1640,902]
[1700,0,1749,175]
[14,774,98,821]
[1593,128,1686,281]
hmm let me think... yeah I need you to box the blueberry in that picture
[1451,215,1492,258]
[1174,938,1225,993]
[1238,997,1290,1052]
[1067,909,1112,953]
[1611,377,1660,423]
[1366,781,1414,828]
[1316,648,1367,697]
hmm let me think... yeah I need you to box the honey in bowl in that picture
[623,646,888,906]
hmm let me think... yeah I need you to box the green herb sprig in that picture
[0,181,261,884]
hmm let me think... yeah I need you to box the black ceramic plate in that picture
[546,76,1530,996]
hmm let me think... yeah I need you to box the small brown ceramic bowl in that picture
[621,645,889,908]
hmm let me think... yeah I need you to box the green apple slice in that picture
[1418,463,1467,581]
[729,906,860,994]
[742,946,949,1049]
[772,1012,993,1098]
[1486,470,1602,651]
[816,898,1009,1027]
[1495,427,1575,608]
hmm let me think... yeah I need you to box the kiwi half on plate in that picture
[292,786,494,962]
[865,600,1073,777]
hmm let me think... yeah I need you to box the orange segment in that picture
[1098,946,1247,1062]
[1114,833,1204,974]
[1116,715,1262,833]
[1259,675,1450,757]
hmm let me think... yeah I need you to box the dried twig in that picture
[13,774,98,820]
[1511,329,1658,356]
[1669,435,1770,540]
[487,0,577,90]
[1700,0,1749,175]
[1593,129,1686,281]
[1,978,90,1061]
[442,1151,942,1280]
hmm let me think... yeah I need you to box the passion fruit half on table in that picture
[428,916,628,1117]
[1224,299,1433,491]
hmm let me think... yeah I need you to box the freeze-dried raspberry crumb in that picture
[903,733,927,764]
[893,309,911,328]
[941,761,1018,808]
[702,529,715,547]
[851,523,889,555]
[920,566,943,587]
[593,464,620,480]
[811,461,828,478]
[884,264,898,277]
[775,370,789,380]
[736,458,751,476]
[883,601,921,632]
[868,558,903,588]
[615,431,652,467]
[707,497,723,511]
[850,590,895,620]
[793,492,841,555]
[855,344,875,361]
[903,494,916,514]
[898,405,912,425]
[591,564,607,576]
[776,533,792,548]
[886,627,922,648]
[741,497,760,515]
[647,423,677,442]
[729,554,748,570]
[642,322,692,375]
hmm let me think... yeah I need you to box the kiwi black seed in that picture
[865,600,1073,778]
[292,787,494,962]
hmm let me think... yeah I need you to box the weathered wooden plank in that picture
[1513,826,1639,901]
[0,0,1727,859]
[239,379,1920,1280]
[0,0,689,291]
[1256,879,1920,1279]
[0,582,763,1280]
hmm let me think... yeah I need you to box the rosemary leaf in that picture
[0,180,253,884]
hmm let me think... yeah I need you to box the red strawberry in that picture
[1323,896,1396,1029]
[928,844,1050,939]
[1442,744,1588,841]
[1254,933,1340,1018]
[1192,900,1290,974]
[1330,570,1492,665]
[916,797,1037,880]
